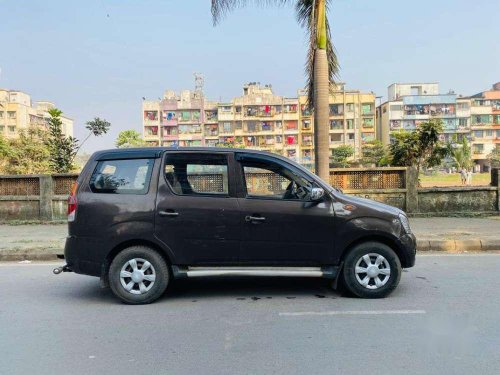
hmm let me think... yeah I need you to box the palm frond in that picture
[212,0,292,25]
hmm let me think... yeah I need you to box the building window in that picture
[8,111,16,119]
[330,134,343,143]
[330,120,343,130]
[472,115,492,124]
[473,144,484,154]
[474,130,483,138]
[390,105,402,111]
[345,103,354,112]
[8,126,15,133]
[362,118,374,128]
[222,122,232,133]
[144,111,158,121]
[329,104,344,115]
[361,103,373,115]
[486,130,493,137]
[458,118,468,127]
[346,119,354,129]
[0,126,5,132]
[347,133,355,141]
[0,112,3,118]
[457,102,469,110]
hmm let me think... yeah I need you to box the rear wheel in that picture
[340,242,401,298]
[109,246,170,304]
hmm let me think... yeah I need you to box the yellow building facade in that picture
[142,83,376,167]
[0,89,74,139]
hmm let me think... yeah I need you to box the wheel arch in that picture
[101,239,173,281]
[340,234,410,268]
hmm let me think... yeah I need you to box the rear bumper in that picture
[64,235,101,277]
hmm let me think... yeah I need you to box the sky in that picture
[1,0,499,153]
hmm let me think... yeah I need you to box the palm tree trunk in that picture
[313,48,330,182]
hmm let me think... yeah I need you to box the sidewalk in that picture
[0,217,499,261]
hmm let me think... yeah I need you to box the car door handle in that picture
[245,215,266,222]
[159,210,179,217]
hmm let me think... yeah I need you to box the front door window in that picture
[241,160,313,201]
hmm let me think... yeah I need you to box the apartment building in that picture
[377,83,471,146]
[377,82,500,170]
[0,89,73,138]
[142,83,376,167]
[467,82,500,169]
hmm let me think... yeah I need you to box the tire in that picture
[109,246,170,304]
[340,242,401,299]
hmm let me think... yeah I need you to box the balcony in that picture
[163,134,179,141]
[162,119,177,126]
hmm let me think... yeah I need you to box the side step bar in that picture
[172,266,338,279]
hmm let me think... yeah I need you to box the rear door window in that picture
[164,153,229,196]
[90,158,154,194]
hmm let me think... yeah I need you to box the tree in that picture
[211,0,339,181]
[116,130,146,148]
[45,108,79,173]
[360,140,386,167]
[330,145,354,168]
[5,127,51,174]
[74,117,111,156]
[390,119,447,180]
[448,137,472,170]
[67,117,111,166]
[0,134,12,174]
[488,146,500,168]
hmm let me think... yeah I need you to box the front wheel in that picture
[109,246,170,304]
[340,242,401,298]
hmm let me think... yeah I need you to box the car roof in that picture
[92,147,285,161]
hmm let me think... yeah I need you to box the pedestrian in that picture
[467,169,473,186]
[460,168,467,185]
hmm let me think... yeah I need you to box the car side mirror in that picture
[310,187,325,201]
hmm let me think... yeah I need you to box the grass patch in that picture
[420,173,491,187]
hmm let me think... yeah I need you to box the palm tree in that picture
[211,0,339,181]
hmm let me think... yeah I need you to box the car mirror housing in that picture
[310,187,325,201]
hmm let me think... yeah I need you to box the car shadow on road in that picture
[163,277,343,302]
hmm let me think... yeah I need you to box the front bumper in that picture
[400,233,416,268]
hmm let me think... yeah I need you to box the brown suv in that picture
[57,147,416,304]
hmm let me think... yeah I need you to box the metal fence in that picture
[0,176,41,196]
[330,168,406,190]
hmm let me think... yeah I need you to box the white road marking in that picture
[0,262,61,266]
[279,310,426,317]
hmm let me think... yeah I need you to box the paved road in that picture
[1,254,500,375]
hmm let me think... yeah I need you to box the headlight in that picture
[399,213,412,234]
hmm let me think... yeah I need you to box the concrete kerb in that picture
[418,239,500,252]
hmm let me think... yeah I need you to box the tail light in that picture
[68,182,78,222]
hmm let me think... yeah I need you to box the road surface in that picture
[1,254,499,374]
